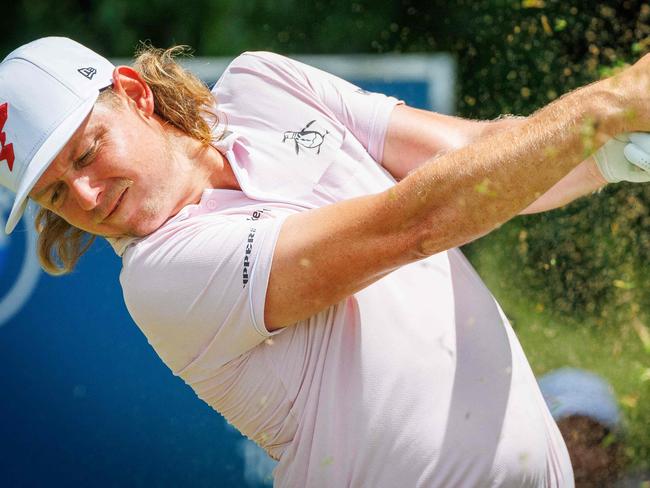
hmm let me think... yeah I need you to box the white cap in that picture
[0,37,115,234]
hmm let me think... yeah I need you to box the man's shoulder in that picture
[214,51,305,93]
[230,50,294,68]
[116,209,236,290]
[119,198,291,267]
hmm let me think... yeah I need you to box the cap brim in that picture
[5,95,98,234]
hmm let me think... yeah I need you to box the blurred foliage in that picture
[445,1,650,327]
[3,0,650,470]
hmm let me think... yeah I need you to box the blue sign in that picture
[0,80,433,487]
[0,191,41,328]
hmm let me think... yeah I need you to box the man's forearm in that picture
[519,157,606,214]
[383,108,609,214]
[386,78,630,256]
[480,116,608,214]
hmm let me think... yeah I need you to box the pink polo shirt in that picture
[117,52,573,487]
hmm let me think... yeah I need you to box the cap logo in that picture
[0,103,15,172]
[77,67,97,80]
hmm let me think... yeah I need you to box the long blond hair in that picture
[36,44,219,275]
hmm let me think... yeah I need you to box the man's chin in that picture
[99,228,153,240]
[91,208,173,239]
[92,223,156,240]
[116,217,169,239]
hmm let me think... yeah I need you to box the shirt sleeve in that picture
[119,212,287,377]
[226,51,403,163]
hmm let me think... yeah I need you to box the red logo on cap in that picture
[0,103,15,172]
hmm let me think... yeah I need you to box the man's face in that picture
[30,93,193,238]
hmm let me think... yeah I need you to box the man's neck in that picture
[209,146,240,191]
[182,133,240,191]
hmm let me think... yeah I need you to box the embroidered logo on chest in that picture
[282,120,329,155]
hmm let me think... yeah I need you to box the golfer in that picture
[2,37,650,487]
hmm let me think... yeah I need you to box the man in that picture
[1,37,650,487]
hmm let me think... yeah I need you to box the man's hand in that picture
[594,133,650,183]
[625,132,650,172]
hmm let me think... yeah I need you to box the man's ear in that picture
[111,66,154,116]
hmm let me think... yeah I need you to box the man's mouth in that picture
[103,188,127,222]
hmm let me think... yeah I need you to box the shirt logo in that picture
[77,67,97,80]
[282,120,328,155]
[0,103,15,172]
[242,227,257,287]
[246,208,270,221]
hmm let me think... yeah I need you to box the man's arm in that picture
[264,65,647,330]
[381,106,607,214]
[519,156,607,214]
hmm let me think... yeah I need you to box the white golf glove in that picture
[594,132,650,183]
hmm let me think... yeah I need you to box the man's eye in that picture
[74,151,95,170]
[74,140,101,170]
[50,185,63,205]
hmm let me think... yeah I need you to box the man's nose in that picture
[70,175,102,211]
